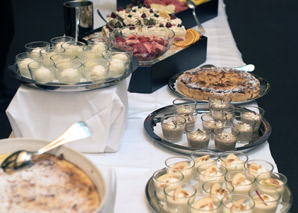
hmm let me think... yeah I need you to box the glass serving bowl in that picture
[109,25,175,65]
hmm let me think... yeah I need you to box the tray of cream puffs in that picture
[146,151,292,213]
[8,36,138,92]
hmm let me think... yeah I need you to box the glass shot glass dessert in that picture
[244,159,274,178]
[202,180,234,201]
[219,151,248,172]
[231,116,255,143]
[188,195,222,213]
[190,150,219,169]
[208,95,232,110]
[172,98,197,115]
[225,171,255,195]
[210,104,235,126]
[28,61,56,84]
[152,168,184,201]
[15,52,39,79]
[161,115,186,142]
[164,183,197,213]
[240,106,265,132]
[50,35,75,52]
[214,126,239,151]
[201,113,225,135]
[55,60,82,84]
[25,41,51,59]
[186,122,211,149]
[222,194,255,213]
[249,187,281,213]
[62,41,86,58]
[256,172,287,195]
[165,156,195,183]
[83,58,109,82]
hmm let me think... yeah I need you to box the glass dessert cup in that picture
[222,194,255,213]
[201,113,225,135]
[15,52,40,79]
[152,168,184,201]
[172,98,197,115]
[244,159,274,178]
[219,151,248,172]
[231,116,255,144]
[256,172,287,195]
[214,127,239,151]
[225,171,255,195]
[50,35,75,52]
[161,115,186,142]
[41,47,64,67]
[190,150,219,168]
[188,195,222,213]
[202,180,234,201]
[210,104,235,126]
[62,41,86,58]
[164,183,197,213]
[28,60,56,84]
[86,35,109,54]
[110,25,175,66]
[240,106,265,132]
[186,124,211,149]
[208,95,232,110]
[54,60,83,84]
[24,41,51,59]
[83,58,109,82]
[249,187,281,213]
[165,156,195,183]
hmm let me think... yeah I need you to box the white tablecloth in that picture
[7,0,277,212]
[87,0,277,212]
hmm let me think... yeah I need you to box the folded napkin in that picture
[6,81,128,153]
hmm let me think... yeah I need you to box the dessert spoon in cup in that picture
[186,0,205,34]
[1,121,91,172]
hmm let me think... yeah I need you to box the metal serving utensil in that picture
[1,121,91,172]
[201,64,255,72]
[185,0,205,34]
[97,9,114,30]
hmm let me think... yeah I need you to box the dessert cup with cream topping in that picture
[55,60,82,84]
[210,104,235,125]
[256,172,287,195]
[161,115,186,142]
[173,98,197,115]
[25,41,50,59]
[244,159,274,178]
[152,168,184,201]
[222,194,255,213]
[225,171,255,195]
[83,58,109,82]
[219,151,248,172]
[240,106,265,132]
[214,126,239,151]
[190,150,219,169]
[62,41,86,58]
[201,113,225,135]
[165,156,195,183]
[188,195,222,213]
[208,95,232,111]
[28,60,56,84]
[15,52,40,79]
[249,188,281,213]
[231,116,255,143]
[202,180,234,201]
[50,35,75,52]
[164,183,197,213]
[186,122,211,149]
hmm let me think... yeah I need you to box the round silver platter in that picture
[8,57,138,92]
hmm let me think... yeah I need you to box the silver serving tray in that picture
[168,71,270,105]
[145,175,293,213]
[8,57,139,92]
[144,103,271,154]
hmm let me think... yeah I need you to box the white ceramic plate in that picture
[0,138,107,212]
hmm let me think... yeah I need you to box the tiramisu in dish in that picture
[176,67,260,102]
[0,153,100,212]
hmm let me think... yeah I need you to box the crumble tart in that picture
[176,67,260,102]
[0,153,100,212]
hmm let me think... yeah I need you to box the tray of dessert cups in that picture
[144,97,271,154]
[145,151,292,213]
[167,67,271,105]
[8,36,139,92]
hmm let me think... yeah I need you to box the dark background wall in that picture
[0,0,297,211]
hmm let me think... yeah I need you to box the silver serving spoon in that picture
[201,64,255,72]
[97,9,114,30]
[185,0,205,34]
[1,121,91,172]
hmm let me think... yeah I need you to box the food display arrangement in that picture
[0,139,106,212]
[146,150,292,212]
[144,96,271,154]
[9,35,138,92]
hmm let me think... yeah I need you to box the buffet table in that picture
[6,0,278,212]
[87,0,277,212]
